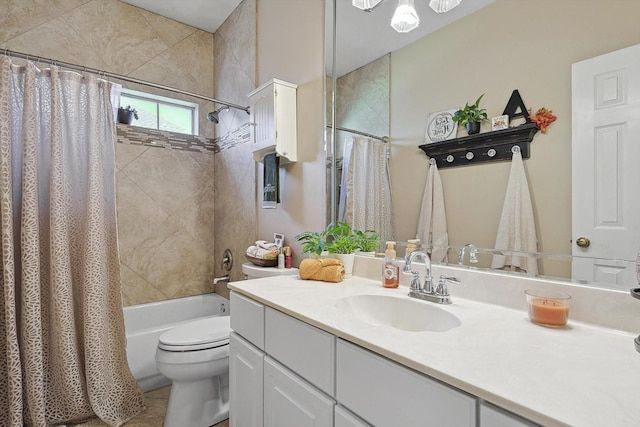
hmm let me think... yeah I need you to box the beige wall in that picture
[389,0,640,275]
[256,0,327,267]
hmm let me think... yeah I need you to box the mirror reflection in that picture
[328,0,640,291]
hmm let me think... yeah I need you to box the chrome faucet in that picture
[458,243,479,265]
[403,250,433,293]
[403,251,459,304]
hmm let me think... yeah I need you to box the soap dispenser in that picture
[383,241,400,288]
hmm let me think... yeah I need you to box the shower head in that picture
[207,105,230,124]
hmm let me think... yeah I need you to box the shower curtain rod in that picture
[1,48,251,114]
[328,125,388,143]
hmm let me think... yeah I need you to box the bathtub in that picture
[123,293,230,392]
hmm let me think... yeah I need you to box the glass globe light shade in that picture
[429,0,462,13]
[352,0,384,11]
[391,0,420,33]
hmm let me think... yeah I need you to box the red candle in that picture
[528,297,569,327]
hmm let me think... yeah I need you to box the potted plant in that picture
[452,94,488,135]
[295,222,381,278]
[117,105,139,125]
[294,230,327,258]
[353,229,381,254]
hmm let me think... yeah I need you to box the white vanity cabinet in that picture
[248,78,297,163]
[336,339,476,427]
[230,291,539,427]
[229,332,264,427]
[264,357,334,427]
[230,292,335,427]
[480,401,540,427]
[335,406,371,427]
[229,293,266,427]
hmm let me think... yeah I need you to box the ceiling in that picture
[121,0,243,33]
[121,0,494,77]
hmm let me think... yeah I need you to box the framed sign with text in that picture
[425,109,457,143]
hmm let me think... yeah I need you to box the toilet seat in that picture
[158,316,231,352]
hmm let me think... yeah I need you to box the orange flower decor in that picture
[529,107,557,133]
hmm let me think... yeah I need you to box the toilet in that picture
[242,262,299,279]
[156,316,231,427]
[155,263,298,427]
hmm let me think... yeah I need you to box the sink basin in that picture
[335,294,461,332]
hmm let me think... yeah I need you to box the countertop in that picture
[228,264,640,427]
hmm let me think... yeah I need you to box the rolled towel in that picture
[299,258,345,283]
[256,240,279,250]
[246,245,278,260]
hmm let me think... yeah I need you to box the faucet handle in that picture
[435,275,460,296]
[410,272,422,291]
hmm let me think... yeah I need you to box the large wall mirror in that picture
[326,0,640,291]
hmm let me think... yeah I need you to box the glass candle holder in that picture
[525,289,571,327]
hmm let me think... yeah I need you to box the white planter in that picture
[331,253,355,279]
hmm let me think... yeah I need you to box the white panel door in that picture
[572,43,640,288]
[264,357,334,427]
[230,332,264,427]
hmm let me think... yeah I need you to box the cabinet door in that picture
[230,332,264,427]
[480,401,539,427]
[335,405,371,427]
[264,357,334,427]
[250,86,275,153]
[230,292,265,350]
[336,339,476,427]
[265,307,335,396]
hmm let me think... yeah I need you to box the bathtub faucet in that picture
[211,275,230,285]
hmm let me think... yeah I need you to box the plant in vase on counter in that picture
[295,222,381,278]
[452,94,488,135]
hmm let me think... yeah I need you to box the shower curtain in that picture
[339,136,394,244]
[0,57,145,426]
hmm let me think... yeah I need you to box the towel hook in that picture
[429,158,436,166]
[511,145,521,154]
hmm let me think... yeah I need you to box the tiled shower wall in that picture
[1,0,256,305]
[213,0,257,295]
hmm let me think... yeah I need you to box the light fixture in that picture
[390,0,420,33]
[352,0,384,11]
[429,0,462,13]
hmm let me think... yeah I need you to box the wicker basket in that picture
[245,254,278,267]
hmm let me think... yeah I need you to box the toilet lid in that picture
[159,316,231,349]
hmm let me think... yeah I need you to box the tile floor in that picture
[71,386,229,427]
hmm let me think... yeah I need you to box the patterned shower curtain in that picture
[0,56,145,426]
[340,136,394,244]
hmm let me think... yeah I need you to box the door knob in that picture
[576,237,590,248]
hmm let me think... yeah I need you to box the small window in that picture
[120,88,199,135]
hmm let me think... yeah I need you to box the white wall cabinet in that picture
[229,332,264,427]
[248,79,297,163]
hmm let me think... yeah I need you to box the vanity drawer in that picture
[265,307,335,396]
[336,339,476,427]
[230,292,265,350]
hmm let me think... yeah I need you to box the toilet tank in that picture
[242,262,298,280]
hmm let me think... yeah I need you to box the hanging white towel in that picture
[416,160,448,263]
[491,150,538,275]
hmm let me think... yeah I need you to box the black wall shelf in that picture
[418,122,539,168]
